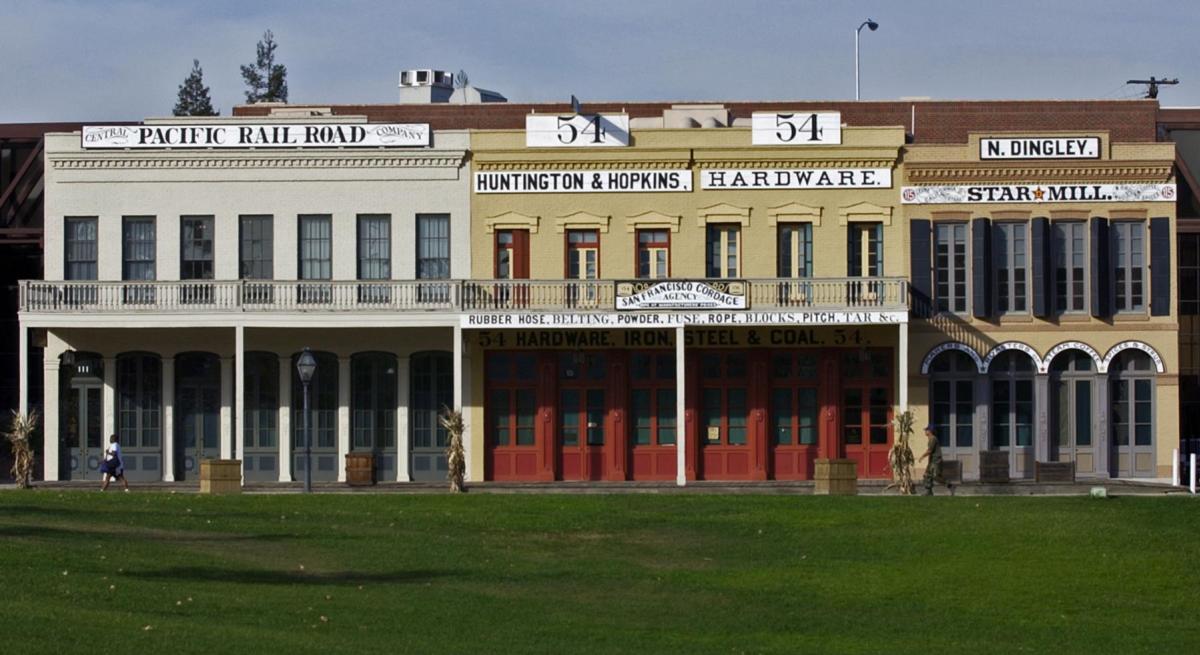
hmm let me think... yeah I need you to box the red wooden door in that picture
[484,352,547,481]
[556,352,608,481]
[839,349,893,478]
[628,350,677,480]
[768,351,822,480]
[697,351,756,480]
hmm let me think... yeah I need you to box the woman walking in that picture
[100,434,129,492]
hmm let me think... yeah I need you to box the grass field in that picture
[0,491,1196,654]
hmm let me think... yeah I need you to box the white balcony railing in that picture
[20,277,908,314]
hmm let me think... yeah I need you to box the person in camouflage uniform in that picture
[918,424,945,496]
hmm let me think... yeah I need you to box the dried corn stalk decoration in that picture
[5,410,39,489]
[440,406,466,493]
[886,409,916,495]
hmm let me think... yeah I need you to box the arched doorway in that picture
[409,351,451,482]
[116,352,162,481]
[59,352,103,480]
[989,350,1037,478]
[352,351,398,481]
[243,352,279,482]
[1110,351,1156,477]
[928,349,978,474]
[175,352,220,481]
[292,351,338,482]
[1048,350,1097,474]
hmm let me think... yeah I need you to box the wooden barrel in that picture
[814,458,857,495]
[979,451,1010,483]
[345,453,375,486]
[199,459,242,494]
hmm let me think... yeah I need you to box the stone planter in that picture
[814,458,857,495]
[345,452,375,486]
[199,459,242,494]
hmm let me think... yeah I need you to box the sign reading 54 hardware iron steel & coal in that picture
[615,280,747,310]
[82,123,430,149]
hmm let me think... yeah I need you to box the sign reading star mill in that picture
[901,183,1176,204]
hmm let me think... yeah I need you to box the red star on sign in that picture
[1033,187,1045,200]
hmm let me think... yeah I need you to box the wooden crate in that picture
[345,452,375,486]
[199,459,242,494]
[979,450,1010,484]
[814,458,857,495]
[941,460,963,485]
[1035,460,1076,484]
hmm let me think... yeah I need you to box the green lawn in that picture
[0,492,1196,654]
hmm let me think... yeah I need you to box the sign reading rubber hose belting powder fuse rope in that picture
[462,311,907,328]
[474,170,692,193]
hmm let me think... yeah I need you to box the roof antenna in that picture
[1126,76,1179,99]
[570,95,583,115]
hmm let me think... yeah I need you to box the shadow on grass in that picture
[0,524,291,543]
[130,566,455,586]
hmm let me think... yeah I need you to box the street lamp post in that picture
[855,18,879,101]
[296,348,317,493]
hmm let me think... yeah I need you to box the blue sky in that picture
[3,0,1197,122]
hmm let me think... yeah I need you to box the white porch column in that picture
[102,357,116,440]
[277,355,292,482]
[162,357,175,481]
[452,325,469,480]
[396,355,411,482]
[219,356,233,459]
[18,323,27,415]
[898,322,909,411]
[462,351,473,481]
[234,326,245,463]
[42,358,60,481]
[337,355,351,482]
[675,325,686,487]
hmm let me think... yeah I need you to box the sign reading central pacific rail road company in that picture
[82,123,431,149]
[615,280,747,310]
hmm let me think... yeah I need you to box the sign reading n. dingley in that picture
[615,280,747,310]
[702,168,891,189]
[81,123,430,149]
[475,170,691,193]
[980,137,1100,160]
[463,310,906,329]
[901,183,1176,204]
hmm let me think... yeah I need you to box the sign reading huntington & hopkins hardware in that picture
[702,168,892,189]
[901,183,1176,204]
[616,280,747,310]
[81,123,431,149]
[475,170,692,193]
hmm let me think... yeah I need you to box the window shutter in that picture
[1089,217,1110,319]
[1150,216,1170,316]
[1031,217,1049,317]
[909,219,932,318]
[972,217,991,319]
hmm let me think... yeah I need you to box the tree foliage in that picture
[240,29,288,104]
[173,59,219,117]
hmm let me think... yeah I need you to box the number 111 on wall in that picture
[752,112,842,145]
[526,114,631,147]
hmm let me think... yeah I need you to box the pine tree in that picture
[173,59,219,116]
[240,30,288,104]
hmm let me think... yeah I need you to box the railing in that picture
[21,277,908,314]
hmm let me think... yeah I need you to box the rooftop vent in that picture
[398,68,506,104]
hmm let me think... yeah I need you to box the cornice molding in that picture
[905,161,1173,184]
[696,159,894,170]
[49,151,468,170]
[475,160,687,171]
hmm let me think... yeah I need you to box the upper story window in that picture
[298,215,332,281]
[994,222,1029,314]
[495,230,530,280]
[777,223,812,278]
[566,229,599,280]
[1182,233,1200,318]
[122,217,156,281]
[706,224,740,278]
[239,215,273,280]
[934,222,968,314]
[1052,221,1087,314]
[637,229,669,279]
[1112,221,1146,313]
[64,217,98,281]
[848,223,882,277]
[416,214,450,280]
[180,216,214,281]
[357,214,391,281]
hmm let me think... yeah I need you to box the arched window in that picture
[990,351,1035,450]
[351,352,397,450]
[930,350,975,452]
[1110,351,1156,476]
[244,352,278,450]
[117,353,161,449]
[292,351,338,451]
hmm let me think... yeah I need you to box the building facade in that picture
[20,100,1182,484]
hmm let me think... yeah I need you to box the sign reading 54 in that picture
[526,114,630,147]
[752,112,842,145]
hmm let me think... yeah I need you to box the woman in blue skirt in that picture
[100,434,129,492]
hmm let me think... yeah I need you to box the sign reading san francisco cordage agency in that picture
[616,280,747,310]
[901,183,1176,204]
[82,123,431,149]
